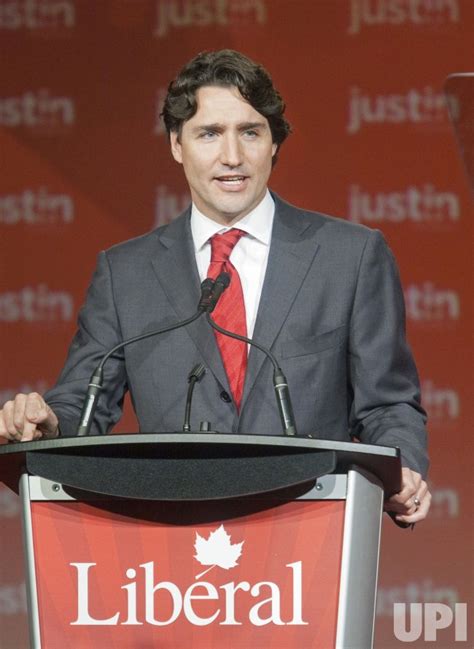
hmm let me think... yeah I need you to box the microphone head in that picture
[201,278,215,291]
[188,362,206,382]
[215,271,231,288]
[198,277,216,312]
[206,272,231,312]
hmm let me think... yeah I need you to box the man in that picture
[0,50,430,523]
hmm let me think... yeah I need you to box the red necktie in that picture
[207,229,247,410]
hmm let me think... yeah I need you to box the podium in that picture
[0,433,401,649]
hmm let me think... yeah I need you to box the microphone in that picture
[197,278,215,312]
[183,363,206,432]
[76,278,219,436]
[205,288,297,436]
[207,272,231,312]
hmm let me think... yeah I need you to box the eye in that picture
[199,130,217,139]
[243,129,258,138]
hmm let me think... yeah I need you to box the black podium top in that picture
[0,433,401,500]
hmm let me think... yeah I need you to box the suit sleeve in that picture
[348,229,429,477]
[43,251,128,436]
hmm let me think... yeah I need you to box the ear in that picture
[271,142,277,157]
[170,131,183,164]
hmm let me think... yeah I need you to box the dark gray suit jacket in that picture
[45,194,429,476]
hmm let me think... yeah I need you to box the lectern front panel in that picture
[22,476,346,649]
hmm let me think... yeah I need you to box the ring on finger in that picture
[413,496,421,508]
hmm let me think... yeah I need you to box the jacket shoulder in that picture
[272,193,382,244]
[102,209,190,263]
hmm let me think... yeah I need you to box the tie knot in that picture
[210,229,245,263]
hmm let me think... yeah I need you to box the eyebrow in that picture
[192,121,268,134]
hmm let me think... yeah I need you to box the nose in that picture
[219,133,243,168]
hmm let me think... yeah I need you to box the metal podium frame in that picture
[0,433,401,649]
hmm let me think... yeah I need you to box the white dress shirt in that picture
[190,190,275,337]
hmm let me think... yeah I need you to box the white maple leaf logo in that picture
[194,524,244,580]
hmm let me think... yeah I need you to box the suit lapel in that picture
[241,196,321,408]
[151,210,230,393]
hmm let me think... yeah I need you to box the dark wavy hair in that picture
[161,50,292,162]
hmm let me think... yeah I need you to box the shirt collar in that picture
[190,190,275,252]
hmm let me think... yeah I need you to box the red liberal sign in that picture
[31,498,344,648]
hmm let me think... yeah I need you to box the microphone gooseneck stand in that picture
[76,276,226,436]
[183,363,206,432]
[205,313,297,437]
[76,310,203,436]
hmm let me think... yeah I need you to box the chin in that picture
[218,198,252,215]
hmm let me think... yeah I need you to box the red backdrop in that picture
[0,1,472,647]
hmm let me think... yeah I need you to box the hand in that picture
[0,393,59,443]
[384,467,431,524]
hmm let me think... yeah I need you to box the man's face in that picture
[170,85,277,225]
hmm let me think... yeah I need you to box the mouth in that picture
[214,175,249,189]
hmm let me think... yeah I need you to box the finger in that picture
[385,484,428,515]
[398,487,431,521]
[403,482,428,512]
[396,491,432,524]
[12,394,27,434]
[0,409,9,440]
[387,482,416,505]
[387,489,417,508]
[2,401,21,440]
[384,500,418,515]
[25,393,58,437]
[408,482,429,513]
[24,393,46,422]
[11,394,41,442]
[20,419,41,442]
[387,469,422,506]
[21,393,46,441]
